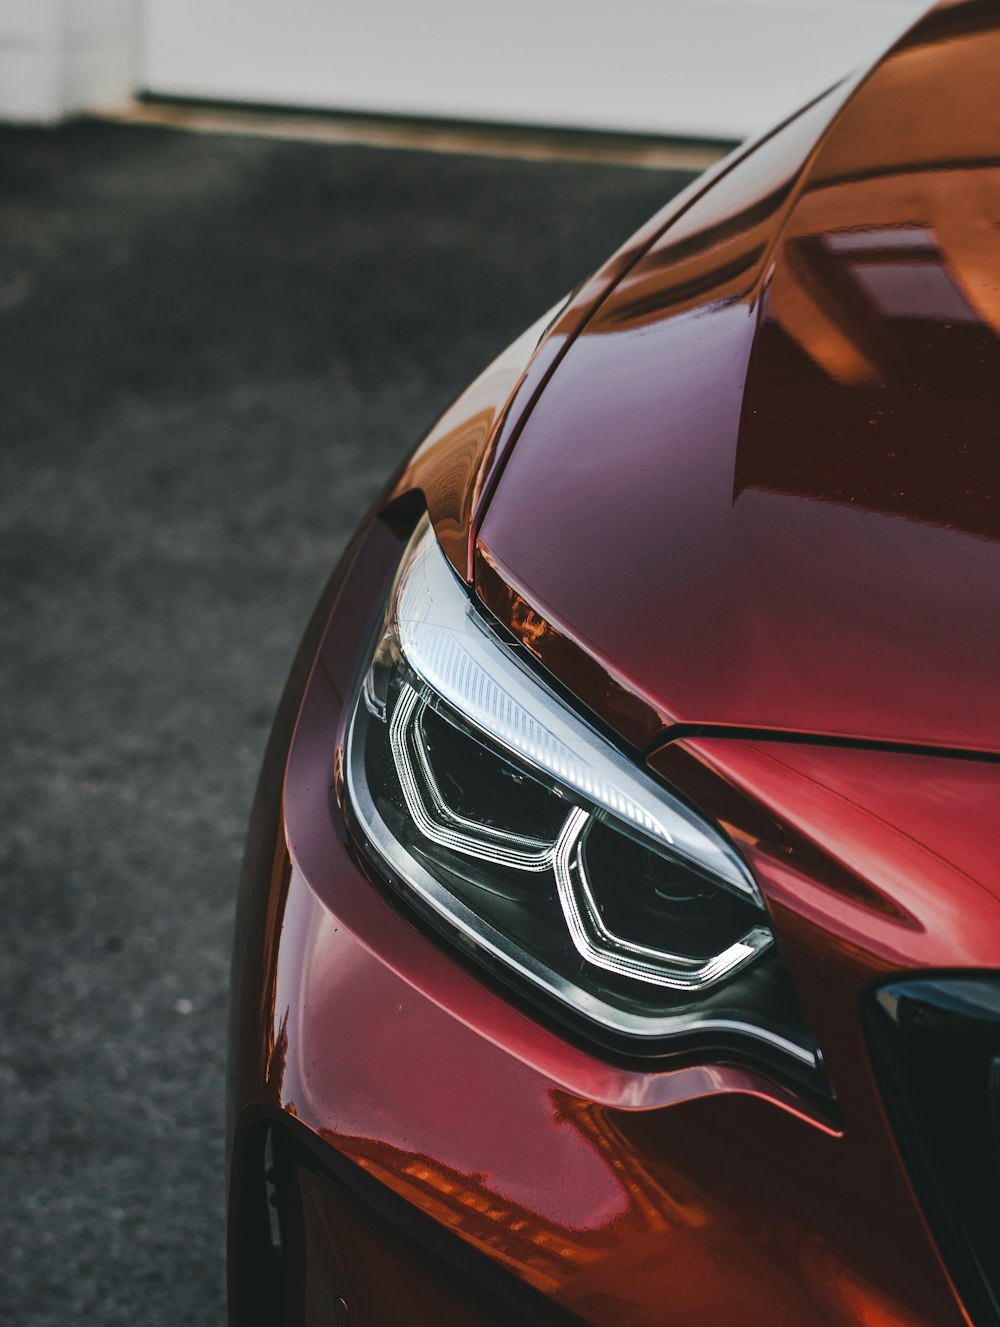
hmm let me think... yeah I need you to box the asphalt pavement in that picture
[0,118,694,1325]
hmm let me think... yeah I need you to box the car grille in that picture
[865,975,1000,1326]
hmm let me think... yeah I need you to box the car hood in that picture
[476,0,1000,755]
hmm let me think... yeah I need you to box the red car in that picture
[228,3,1000,1323]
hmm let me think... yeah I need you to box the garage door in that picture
[140,0,929,142]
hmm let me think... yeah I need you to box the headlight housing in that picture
[345,517,826,1091]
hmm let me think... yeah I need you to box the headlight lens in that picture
[346,517,825,1089]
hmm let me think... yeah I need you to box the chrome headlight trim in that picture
[343,515,823,1077]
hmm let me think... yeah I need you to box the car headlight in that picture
[345,516,826,1091]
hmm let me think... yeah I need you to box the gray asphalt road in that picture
[0,120,694,1325]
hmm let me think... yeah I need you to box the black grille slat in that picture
[866,976,1000,1327]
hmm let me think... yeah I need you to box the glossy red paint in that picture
[393,70,861,585]
[477,0,1000,754]
[229,3,1000,1323]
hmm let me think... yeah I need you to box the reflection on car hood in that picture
[477,0,1000,754]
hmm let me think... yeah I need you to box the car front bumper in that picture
[227,512,967,1327]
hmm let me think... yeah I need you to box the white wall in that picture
[139,0,931,142]
[0,0,931,137]
[0,0,135,123]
